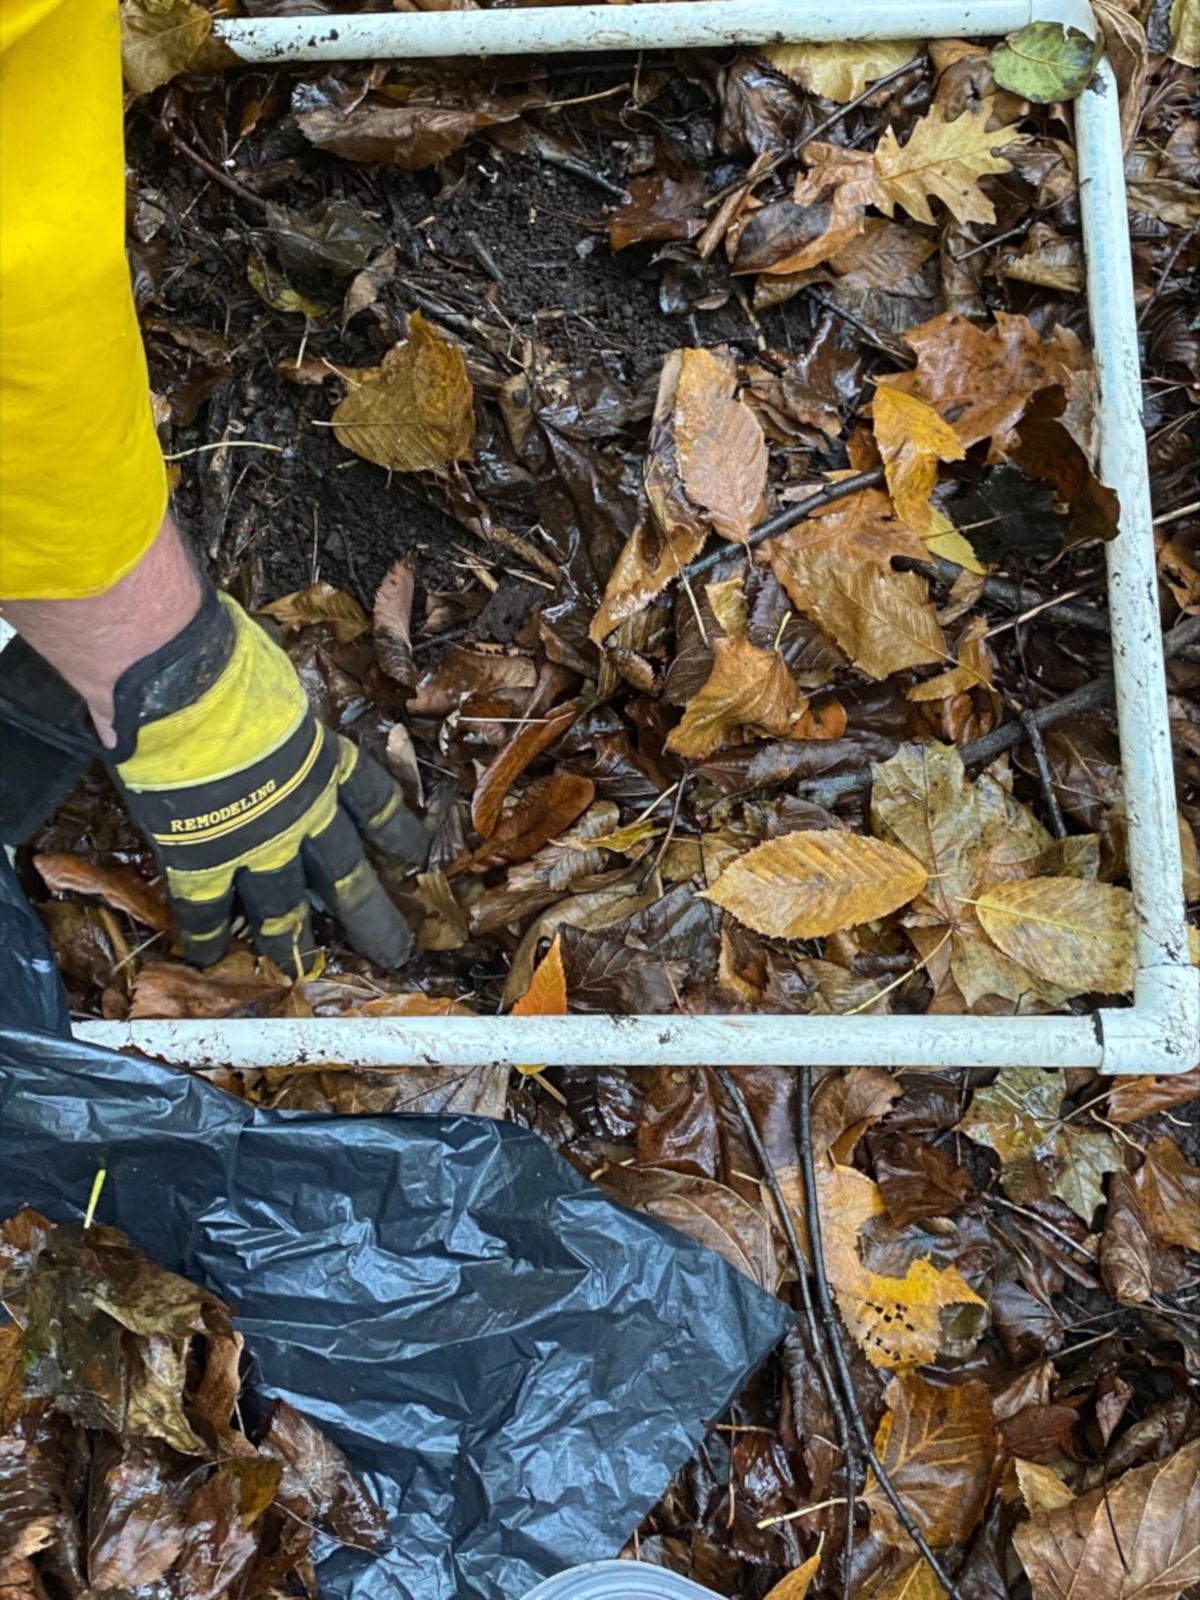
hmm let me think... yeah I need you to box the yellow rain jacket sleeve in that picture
[0,0,167,599]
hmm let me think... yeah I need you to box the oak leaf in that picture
[703,831,928,941]
[872,386,966,537]
[667,637,805,759]
[332,311,474,473]
[874,99,1026,226]
[819,1163,986,1368]
[959,1067,1123,1222]
[675,349,768,543]
[864,1375,997,1547]
[975,877,1135,995]
[1014,1436,1200,1600]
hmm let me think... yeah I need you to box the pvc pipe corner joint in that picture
[59,1,1197,1074]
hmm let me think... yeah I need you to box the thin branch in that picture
[714,1065,860,1592]
[685,469,887,582]
[797,1063,963,1600]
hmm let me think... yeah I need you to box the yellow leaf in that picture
[121,0,212,95]
[705,575,749,637]
[259,582,370,643]
[512,932,568,1016]
[820,1163,985,1368]
[864,1375,997,1547]
[770,541,946,679]
[870,1562,947,1600]
[247,256,331,319]
[872,387,966,537]
[761,39,918,102]
[762,1551,823,1600]
[332,311,474,473]
[1016,1459,1076,1517]
[1170,0,1199,64]
[921,508,988,574]
[666,636,805,759]
[874,98,1027,226]
[975,877,1135,995]
[675,349,768,543]
[906,616,996,701]
[703,830,928,940]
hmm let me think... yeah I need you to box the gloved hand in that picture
[109,586,427,975]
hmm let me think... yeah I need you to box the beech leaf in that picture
[512,932,568,1017]
[975,877,1135,996]
[666,637,805,759]
[674,349,768,543]
[761,39,917,102]
[260,582,370,645]
[872,386,967,537]
[703,830,928,941]
[332,312,474,473]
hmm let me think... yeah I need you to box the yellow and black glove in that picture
[110,587,427,974]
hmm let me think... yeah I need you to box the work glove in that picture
[110,586,427,975]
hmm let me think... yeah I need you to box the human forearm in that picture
[0,513,203,747]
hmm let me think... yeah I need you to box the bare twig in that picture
[714,1066,860,1590]
[685,469,887,581]
[163,124,268,212]
[1018,708,1067,838]
[797,1063,963,1599]
[790,610,1200,810]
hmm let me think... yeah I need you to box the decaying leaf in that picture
[761,39,917,102]
[260,582,370,645]
[1014,1436,1200,1600]
[959,1067,1123,1222]
[674,348,768,543]
[121,0,211,96]
[819,1163,987,1369]
[667,637,806,758]
[332,312,474,472]
[704,831,928,941]
[864,1375,997,1548]
[373,555,417,691]
[975,877,1135,996]
[33,853,170,934]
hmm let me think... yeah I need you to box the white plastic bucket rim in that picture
[519,1559,721,1600]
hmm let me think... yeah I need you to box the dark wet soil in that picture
[134,56,791,613]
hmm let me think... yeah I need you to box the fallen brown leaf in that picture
[864,1375,997,1548]
[333,312,474,473]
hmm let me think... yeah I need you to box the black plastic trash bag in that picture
[0,857,790,1599]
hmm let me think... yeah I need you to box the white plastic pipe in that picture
[66,1,1196,1071]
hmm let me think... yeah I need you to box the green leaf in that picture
[959,1067,1122,1223]
[989,22,1104,104]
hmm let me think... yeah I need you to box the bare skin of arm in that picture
[0,513,203,748]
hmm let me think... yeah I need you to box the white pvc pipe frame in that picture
[73,0,1197,1073]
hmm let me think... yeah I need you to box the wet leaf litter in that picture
[12,4,1200,1597]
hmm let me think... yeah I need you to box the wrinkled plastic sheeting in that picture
[0,860,790,1599]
